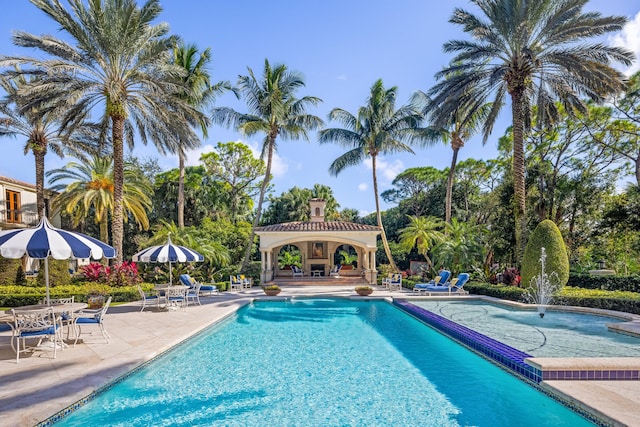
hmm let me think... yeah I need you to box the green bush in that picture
[0,258,24,285]
[465,282,528,301]
[521,220,569,289]
[567,274,640,293]
[36,259,72,287]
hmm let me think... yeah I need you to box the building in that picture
[255,198,381,284]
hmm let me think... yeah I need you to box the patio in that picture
[0,286,638,427]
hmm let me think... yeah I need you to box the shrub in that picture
[567,274,640,293]
[36,259,72,287]
[521,220,569,289]
[79,261,141,286]
[0,258,23,285]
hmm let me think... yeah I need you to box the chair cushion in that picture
[76,317,100,324]
[200,285,217,291]
[20,326,57,336]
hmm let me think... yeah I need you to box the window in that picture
[5,190,21,223]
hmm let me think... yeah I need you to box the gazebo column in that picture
[364,249,377,284]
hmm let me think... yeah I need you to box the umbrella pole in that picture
[44,258,50,306]
[168,261,172,286]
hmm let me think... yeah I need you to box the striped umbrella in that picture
[131,235,204,285]
[0,216,116,305]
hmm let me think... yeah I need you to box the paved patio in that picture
[0,286,639,426]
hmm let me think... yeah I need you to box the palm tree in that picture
[46,154,153,244]
[1,0,204,262]
[428,0,633,262]
[172,43,230,228]
[432,218,485,275]
[319,79,438,271]
[212,59,324,271]
[0,72,97,219]
[398,215,445,267]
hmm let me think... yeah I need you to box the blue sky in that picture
[0,0,638,215]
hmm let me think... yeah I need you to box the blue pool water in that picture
[412,299,640,357]
[55,299,595,426]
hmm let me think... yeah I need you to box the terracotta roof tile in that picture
[256,221,380,232]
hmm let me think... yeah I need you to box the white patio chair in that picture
[73,296,112,345]
[229,275,243,291]
[388,274,403,291]
[137,284,159,311]
[186,281,202,306]
[239,274,253,289]
[11,307,63,362]
[166,287,187,310]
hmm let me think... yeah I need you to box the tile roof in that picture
[0,175,36,189]
[256,221,380,232]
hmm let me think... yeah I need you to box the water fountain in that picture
[525,247,561,318]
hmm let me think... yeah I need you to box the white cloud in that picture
[358,183,368,191]
[358,209,370,217]
[611,11,640,76]
[363,157,404,182]
[183,139,288,177]
[336,74,347,81]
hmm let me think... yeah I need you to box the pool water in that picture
[55,299,595,426]
[412,300,640,357]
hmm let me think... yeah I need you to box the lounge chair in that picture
[73,296,112,345]
[179,274,219,296]
[291,265,304,278]
[11,307,63,362]
[421,273,470,295]
[137,285,159,312]
[413,270,451,294]
[329,265,342,277]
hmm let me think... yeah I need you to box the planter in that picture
[340,264,353,270]
[87,294,105,309]
[355,288,373,296]
[264,289,281,296]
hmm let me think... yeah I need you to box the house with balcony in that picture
[1,176,62,273]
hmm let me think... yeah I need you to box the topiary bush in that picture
[521,220,569,289]
[0,258,24,285]
[36,259,72,287]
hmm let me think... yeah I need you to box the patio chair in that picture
[291,265,304,278]
[329,265,342,277]
[11,307,63,362]
[186,281,202,306]
[73,296,112,345]
[179,274,219,296]
[239,274,253,289]
[137,284,159,312]
[229,275,243,291]
[166,287,187,310]
[49,296,77,338]
[388,273,403,291]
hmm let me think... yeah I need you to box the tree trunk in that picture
[99,209,109,244]
[178,149,185,228]
[34,148,46,219]
[111,116,125,263]
[511,91,528,265]
[240,137,274,272]
[635,156,640,185]
[445,143,461,225]
[373,155,398,272]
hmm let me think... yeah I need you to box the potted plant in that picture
[263,285,281,296]
[339,250,358,270]
[86,290,106,308]
[355,285,373,296]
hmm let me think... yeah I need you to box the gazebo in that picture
[255,199,381,284]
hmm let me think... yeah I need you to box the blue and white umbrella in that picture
[131,235,204,285]
[0,216,116,304]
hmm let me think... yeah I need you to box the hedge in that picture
[567,274,640,293]
[465,282,640,315]
[0,281,230,307]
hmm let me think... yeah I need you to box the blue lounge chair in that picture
[421,273,470,295]
[413,270,451,294]
[179,274,219,296]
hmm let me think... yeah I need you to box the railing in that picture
[0,209,39,226]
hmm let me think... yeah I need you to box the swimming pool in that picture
[410,299,640,357]
[53,299,595,426]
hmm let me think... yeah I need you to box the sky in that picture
[0,0,638,216]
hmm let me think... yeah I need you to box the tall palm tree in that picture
[46,154,153,244]
[212,59,324,271]
[398,215,445,267]
[319,79,438,271]
[0,72,97,219]
[172,43,230,228]
[428,0,633,263]
[1,0,204,262]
